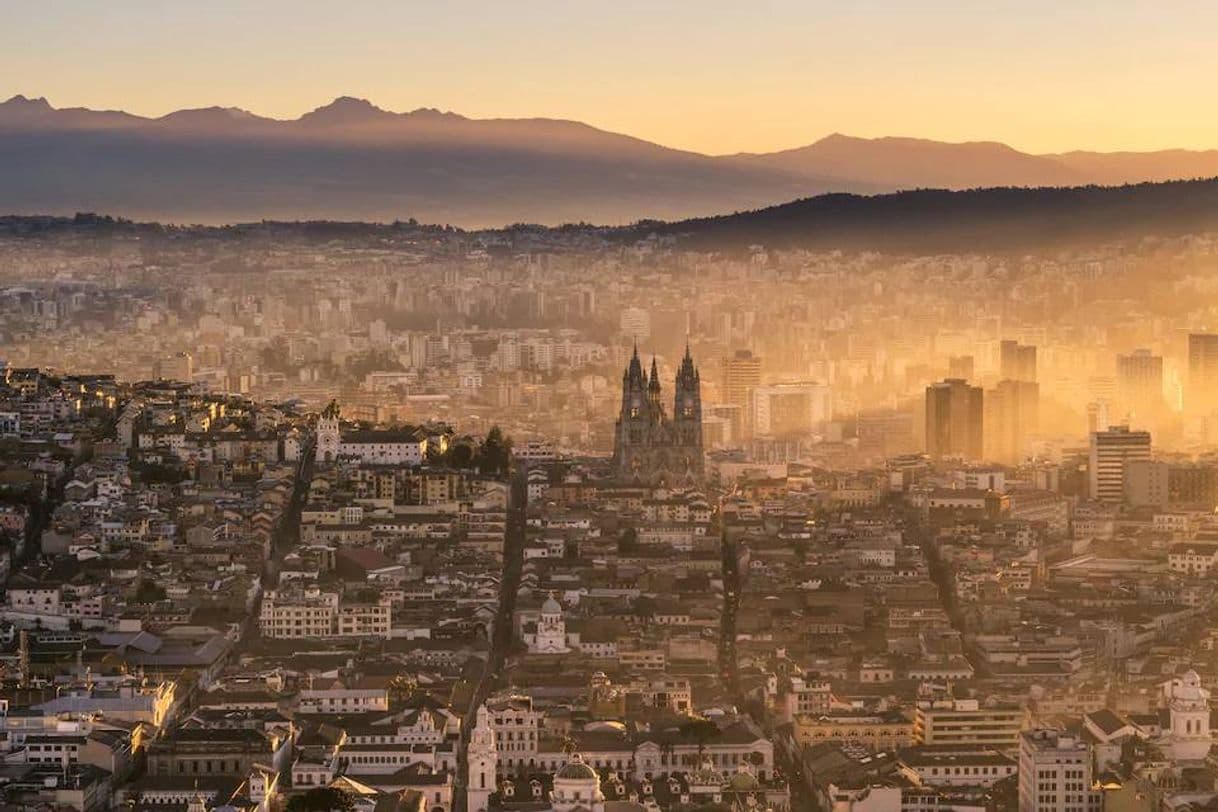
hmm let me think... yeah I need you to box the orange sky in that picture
[3,1,1217,155]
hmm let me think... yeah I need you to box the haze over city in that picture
[5,5,1218,812]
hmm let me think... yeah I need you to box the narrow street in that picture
[454,463,527,812]
[720,524,818,812]
[719,527,740,695]
[243,437,315,646]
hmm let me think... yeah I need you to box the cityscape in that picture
[7,3,1218,812]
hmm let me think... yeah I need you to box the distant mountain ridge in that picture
[648,178,1218,253]
[6,177,1218,256]
[3,94,1218,226]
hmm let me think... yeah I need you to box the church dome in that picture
[557,755,598,781]
[542,596,563,614]
[727,764,761,792]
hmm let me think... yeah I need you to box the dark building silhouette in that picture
[1000,340,1037,383]
[1188,333,1218,411]
[613,345,703,483]
[948,355,975,381]
[926,378,984,460]
[1116,349,1164,419]
[987,379,1039,464]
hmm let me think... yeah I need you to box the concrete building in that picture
[751,382,831,437]
[925,379,983,461]
[1187,332,1218,412]
[913,699,1027,751]
[1000,340,1037,383]
[1017,729,1098,812]
[1088,425,1151,503]
[721,350,762,420]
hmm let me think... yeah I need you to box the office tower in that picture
[948,355,974,380]
[1124,460,1169,508]
[1018,730,1096,812]
[705,403,744,448]
[1000,340,1037,382]
[925,379,984,460]
[986,379,1039,464]
[721,350,762,432]
[1088,425,1151,502]
[1188,333,1218,411]
[155,352,194,382]
[750,382,832,437]
[1086,400,1111,435]
[1128,461,1218,510]
[914,699,1026,749]
[618,307,651,340]
[1116,349,1164,418]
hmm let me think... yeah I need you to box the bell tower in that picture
[467,704,498,812]
[317,400,341,463]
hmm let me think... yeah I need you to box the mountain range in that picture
[4,94,1218,226]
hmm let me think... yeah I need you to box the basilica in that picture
[611,346,704,484]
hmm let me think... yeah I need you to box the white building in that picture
[1088,425,1151,503]
[527,596,571,654]
[619,307,651,340]
[751,382,831,437]
[316,411,426,466]
[1017,729,1098,812]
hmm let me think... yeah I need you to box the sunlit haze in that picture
[8,7,1218,812]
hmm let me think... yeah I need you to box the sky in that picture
[3,0,1217,155]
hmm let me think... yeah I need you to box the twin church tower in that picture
[612,344,704,484]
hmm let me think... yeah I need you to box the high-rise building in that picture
[1017,729,1097,812]
[751,382,832,437]
[155,352,194,382]
[925,379,984,461]
[619,307,651,340]
[948,355,974,380]
[1188,333,1218,411]
[721,350,762,433]
[1116,349,1164,419]
[721,350,761,406]
[914,699,1027,750]
[1127,460,1218,510]
[1086,400,1111,435]
[1123,460,1169,508]
[612,345,703,484]
[704,403,744,448]
[1000,340,1037,383]
[986,380,1039,464]
[1088,425,1151,502]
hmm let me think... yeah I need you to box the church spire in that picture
[626,342,644,386]
[649,357,661,391]
[678,344,698,384]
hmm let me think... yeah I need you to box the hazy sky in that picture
[4,1,1217,155]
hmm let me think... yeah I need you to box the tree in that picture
[387,673,417,704]
[287,787,356,812]
[448,442,475,470]
[134,579,167,604]
[478,426,512,476]
[618,526,639,555]
[679,718,721,758]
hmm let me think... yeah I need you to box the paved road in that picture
[719,526,741,695]
[454,464,527,812]
[241,438,315,646]
[720,524,819,812]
